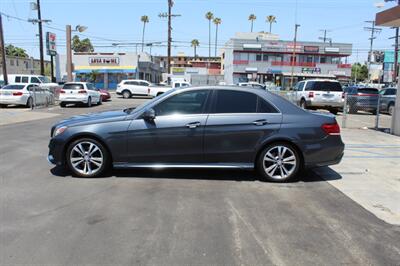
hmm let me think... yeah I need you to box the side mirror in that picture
[143,108,156,121]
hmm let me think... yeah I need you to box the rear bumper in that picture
[307,100,344,108]
[0,95,28,105]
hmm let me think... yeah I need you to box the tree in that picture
[5,45,29,58]
[213,17,222,57]
[141,15,149,52]
[351,63,368,82]
[266,15,277,33]
[72,35,94,52]
[191,39,200,59]
[205,11,214,59]
[248,14,256,32]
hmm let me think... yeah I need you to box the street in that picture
[1,96,400,265]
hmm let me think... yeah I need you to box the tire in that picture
[0,104,7,108]
[257,142,301,183]
[87,97,92,107]
[60,102,66,108]
[26,97,33,108]
[371,109,377,115]
[347,104,357,114]
[330,109,338,115]
[388,104,395,116]
[300,99,307,109]
[97,96,102,105]
[122,90,131,99]
[66,138,109,178]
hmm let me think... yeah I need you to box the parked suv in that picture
[343,87,379,114]
[292,79,344,114]
[379,87,397,115]
[116,79,151,98]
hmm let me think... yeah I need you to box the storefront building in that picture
[222,32,352,88]
[57,52,163,89]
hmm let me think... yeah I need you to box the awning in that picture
[282,72,336,78]
[376,5,400,27]
[74,65,136,74]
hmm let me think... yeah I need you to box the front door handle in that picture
[253,119,268,126]
[186,122,201,129]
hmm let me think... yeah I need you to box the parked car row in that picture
[0,83,53,108]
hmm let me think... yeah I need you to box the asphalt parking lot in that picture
[1,95,400,265]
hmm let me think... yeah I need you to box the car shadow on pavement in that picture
[50,166,342,183]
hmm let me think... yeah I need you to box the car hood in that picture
[56,110,128,128]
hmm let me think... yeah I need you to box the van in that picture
[0,74,58,88]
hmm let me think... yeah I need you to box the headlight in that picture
[53,126,68,137]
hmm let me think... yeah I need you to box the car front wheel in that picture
[122,90,131,99]
[257,143,301,182]
[66,138,109,178]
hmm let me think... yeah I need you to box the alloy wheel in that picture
[69,141,104,176]
[263,145,297,180]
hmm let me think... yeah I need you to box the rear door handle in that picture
[253,119,268,126]
[186,122,201,129]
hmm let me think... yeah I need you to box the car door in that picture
[138,81,150,95]
[294,81,305,104]
[204,90,282,164]
[86,83,99,101]
[125,89,211,163]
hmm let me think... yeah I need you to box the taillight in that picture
[60,90,66,94]
[13,92,23,96]
[78,90,87,94]
[308,92,314,98]
[322,122,340,136]
[342,92,345,99]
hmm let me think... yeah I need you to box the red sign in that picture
[304,46,319,53]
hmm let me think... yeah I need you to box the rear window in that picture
[305,81,342,92]
[63,84,84,90]
[358,88,378,94]
[1,85,25,90]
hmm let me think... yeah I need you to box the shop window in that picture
[256,54,262,61]
[263,54,268,61]
[320,57,326,63]
[248,53,256,61]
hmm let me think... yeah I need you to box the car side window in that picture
[15,76,21,83]
[305,81,314,91]
[257,97,279,113]
[139,82,148,86]
[21,77,29,83]
[86,83,95,90]
[214,90,257,113]
[31,77,41,83]
[153,90,209,116]
[297,82,305,91]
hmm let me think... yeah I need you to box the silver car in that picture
[379,87,397,115]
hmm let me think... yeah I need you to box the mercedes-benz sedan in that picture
[48,86,344,182]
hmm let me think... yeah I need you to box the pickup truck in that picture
[149,81,191,97]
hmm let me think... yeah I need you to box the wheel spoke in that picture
[90,159,102,167]
[72,159,84,167]
[71,157,83,162]
[87,162,92,174]
[266,163,278,175]
[73,146,84,156]
[89,146,99,156]
[280,165,288,177]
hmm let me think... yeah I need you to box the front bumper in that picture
[48,137,66,166]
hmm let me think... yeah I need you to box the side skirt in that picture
[113,162,254,170]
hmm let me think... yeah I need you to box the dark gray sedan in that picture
[48,86,344,182]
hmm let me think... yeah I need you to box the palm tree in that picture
[248,14,256,32]
[213,18,222,57]
[205,11,214,59]
[140,15,149,52]
[266,15,277,33]
[191,39,200,59]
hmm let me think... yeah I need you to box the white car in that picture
[148,81,191,97]
[291,79,344,115]
[116,79,151,98]
[238,82,266,90]
[59,82,102,107]
[0,83,52,108]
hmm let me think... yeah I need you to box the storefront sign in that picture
[302,67,321,74]
[46,32,57,56]
[243,43,262,50]
[286,43,302,52]
[325,47,340,53]
[172,67,185,75]
[303,46,319,53]
[328,70,346,76]
[245,67,258,72]
[89,57,120,65]
[264,42,284,50]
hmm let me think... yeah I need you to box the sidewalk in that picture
[313,128,400,225]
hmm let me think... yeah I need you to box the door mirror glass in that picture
[143,108,156,121]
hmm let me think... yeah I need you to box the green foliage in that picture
[351,63,369,81]
[72,35,94,52]
[5,45,29,58]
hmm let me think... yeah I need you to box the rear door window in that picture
[214,90,257,113]
[21,77,29,83]
[257,97,279,113]
[15,76,21,83]
[86,83,95,90]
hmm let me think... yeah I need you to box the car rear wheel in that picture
[300,99,307,109]
[257,142,300,182]
[122,90,131,99]
[66,138,109,178]
[26,97,33,108]
[388,104,395,116]
[97,96,102,105]
[87,97,92,107]
[60,102,66,107]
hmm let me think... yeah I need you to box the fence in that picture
[270,90,393,132]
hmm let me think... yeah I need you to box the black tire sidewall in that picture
[66,138,109,178]
[122,90,131,99]
[87,97,92,107]
[257,142,301,182]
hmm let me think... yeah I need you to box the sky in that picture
[0,0,399,63]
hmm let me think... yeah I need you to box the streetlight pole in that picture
[290,24,300,89]
[66,25,72,82]
[36,0,45,76]
[0,14,8,85]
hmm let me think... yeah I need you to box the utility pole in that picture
[66,25,72,82]
[318,29,331,43]
[159,1,180,75]
[0,14,8,85]
[290,24,300,89]
[389,27,399,82]
[36,0,44,75]
[364,20,382,82]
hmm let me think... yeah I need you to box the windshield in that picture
[125,88,177,114]
[38,76,51,83]
[308,81,343,92]
[1,85,25,90]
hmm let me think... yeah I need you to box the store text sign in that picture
[89,57,120,65]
